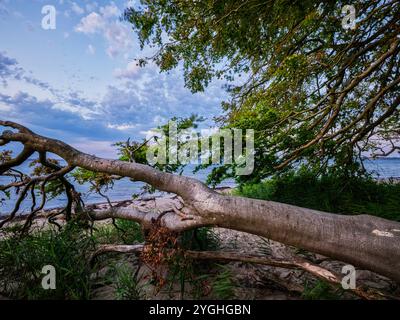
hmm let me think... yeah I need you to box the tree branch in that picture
[1,120,400,283]
[92,244,390,300]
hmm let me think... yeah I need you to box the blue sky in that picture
[0,0,226,157]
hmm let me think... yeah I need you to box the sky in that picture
[0,0,227,158]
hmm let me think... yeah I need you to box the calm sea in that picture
[0,158,399,214]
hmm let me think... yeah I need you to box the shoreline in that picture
[0,187,233,221]
[1,176,399,219]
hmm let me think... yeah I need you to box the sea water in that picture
[0,158,399,214]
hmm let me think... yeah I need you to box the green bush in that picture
[236,171,400,221]
[112,262,144,300]
[212,265,236,299]
[180,227,220,251]
[302,280,344,300]
[93,219,144,245]
[0,222,95,299]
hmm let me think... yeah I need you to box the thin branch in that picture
[92,244,391,300]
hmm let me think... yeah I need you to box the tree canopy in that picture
[124,0,400,183]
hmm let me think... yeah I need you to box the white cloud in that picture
[124,1,138,8]
[87,44,96,55]
[0,101,11,112]
[52,102,100,120]
[139,129,157,137]
[107,123,137,130]
[71,138,117,158]
[74,4,133,58]
[71,2,85,15]
[113,61,139,79]
[74,12,104,34]
[104,23,132,58]
[99,3,120,18]
[153,115,167,126]
[0,51,226,157]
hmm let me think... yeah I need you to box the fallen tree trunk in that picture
[1,120,400,282]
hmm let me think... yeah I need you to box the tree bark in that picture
[1,120,400,282]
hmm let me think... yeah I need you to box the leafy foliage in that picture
[180,227,220,252]
[0,218,146,300]
[235,171,400,221]
[302,280,345,300]
[0,222,95,299]
[125,0,400,183]
[211,264,236,299]
[112,262,144,300]
[70,114,206,197]
[93,219,144,245]
[72,167,115,198]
